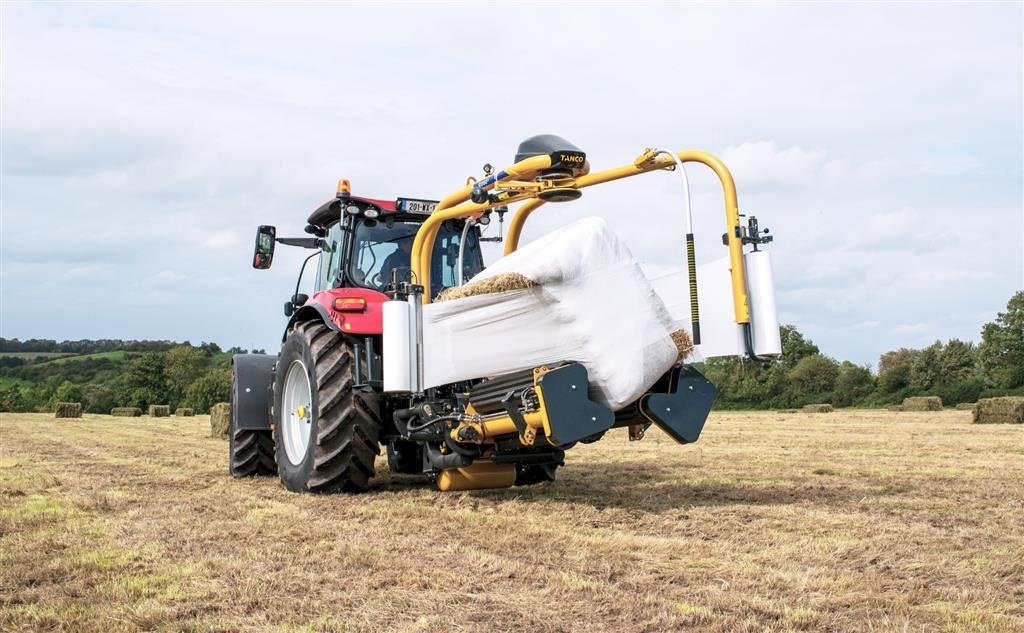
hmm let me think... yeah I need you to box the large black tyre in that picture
[229,372,276,477]
[273,321,382,493]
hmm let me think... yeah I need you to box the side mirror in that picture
[253,225,276,269]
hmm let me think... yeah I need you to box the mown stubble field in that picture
[0,410,1021,632]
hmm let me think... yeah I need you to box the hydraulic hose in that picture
[425,443,472,470]
[654,150,700,345]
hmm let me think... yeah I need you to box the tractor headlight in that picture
[363,208,379,219]
[345,205,361,215]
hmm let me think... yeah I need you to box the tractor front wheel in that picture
[273,322,381,493]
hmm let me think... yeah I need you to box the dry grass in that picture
[1,409,1021,632]
[435,272,537,302]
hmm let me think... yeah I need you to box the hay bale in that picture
[802,404,833,413]
[670,329,694,362]
[148,405,171,417]
[955,402,977,412]
[175,407,195,417]
[901,396,943,411]
[435,272,537,302]
[111,407,143,417]
[887,404,904,412]
[54,402,82,418]
[210,402,231,438]
[972,397,1024,424]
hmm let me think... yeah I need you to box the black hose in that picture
[425,443,472,469]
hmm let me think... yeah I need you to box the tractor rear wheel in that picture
[273,321,382,493]
[228,372,276,477]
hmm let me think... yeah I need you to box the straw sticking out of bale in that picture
[111,407,143,417]
[902,396,943,411]
[802,404,834,413]
[435,272,537,302]
[955,402,977,412]
[149,405,171,417]
[175,408,195,417]
[972,397,1024,424]
[54,402,82,418]
[210,402,231,438]
[887,405,904,412]
[671,329,694,362]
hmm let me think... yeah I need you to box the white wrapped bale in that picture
[422,217,679,411]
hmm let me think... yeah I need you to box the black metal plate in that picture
[536,363,614,446]
[233,354,277,431]
[641,365,717,444]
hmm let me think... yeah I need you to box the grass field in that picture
[1,410,1021,632]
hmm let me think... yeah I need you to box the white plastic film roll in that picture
[744,251,782,357]
[382,300,412,392]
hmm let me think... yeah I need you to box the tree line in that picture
[701,291,1023,409]
[0,345,256,414]
[1,291,1020,414]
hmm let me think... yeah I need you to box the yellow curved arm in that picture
[411,154,552,296]
[410,149,750,326]
[502,150,748,323]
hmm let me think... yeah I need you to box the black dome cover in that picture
[514,134,587,176]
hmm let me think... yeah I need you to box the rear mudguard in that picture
[232,353,277,431]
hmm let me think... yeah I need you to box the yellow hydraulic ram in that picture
[410,147,751,327]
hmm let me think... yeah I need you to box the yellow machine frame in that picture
[409,148,750,325]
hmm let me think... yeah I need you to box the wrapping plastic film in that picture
[649,251,782,359]
[744,251,783,357]
[382,300,412,392]
[422,218,680,411]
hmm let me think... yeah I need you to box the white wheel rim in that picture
[282,360,313,466]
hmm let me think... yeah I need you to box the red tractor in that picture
[230,135,778,493]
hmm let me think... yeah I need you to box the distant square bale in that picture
[149,405,171,417]
[210,402,231,438]
[955,402,978,412]
[111,407,143,417]
[175,407,195,417]
[54,402,82,418]
[802,404,833,413]
[901,396,943,412]
[972,397,1024,424]
[887,405,904,412]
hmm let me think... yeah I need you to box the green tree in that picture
[786,354,839,405]
[779,325,820,369]
[977,291,1024,389]
[164,345,209,401]
[878,348,918,393]
[910,341,943,393]
[117,352,170,409]
[82,384,117,413]
[833,361,876,407]
[49,380,83,407]
[183,369,231,413]
[940,339,977,385]
[1,386,26,412]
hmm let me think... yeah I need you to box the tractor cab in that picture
[253,184,488,311]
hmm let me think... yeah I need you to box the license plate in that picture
[397,198,438,214]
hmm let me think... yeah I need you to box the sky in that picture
[1,2,1022,368]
